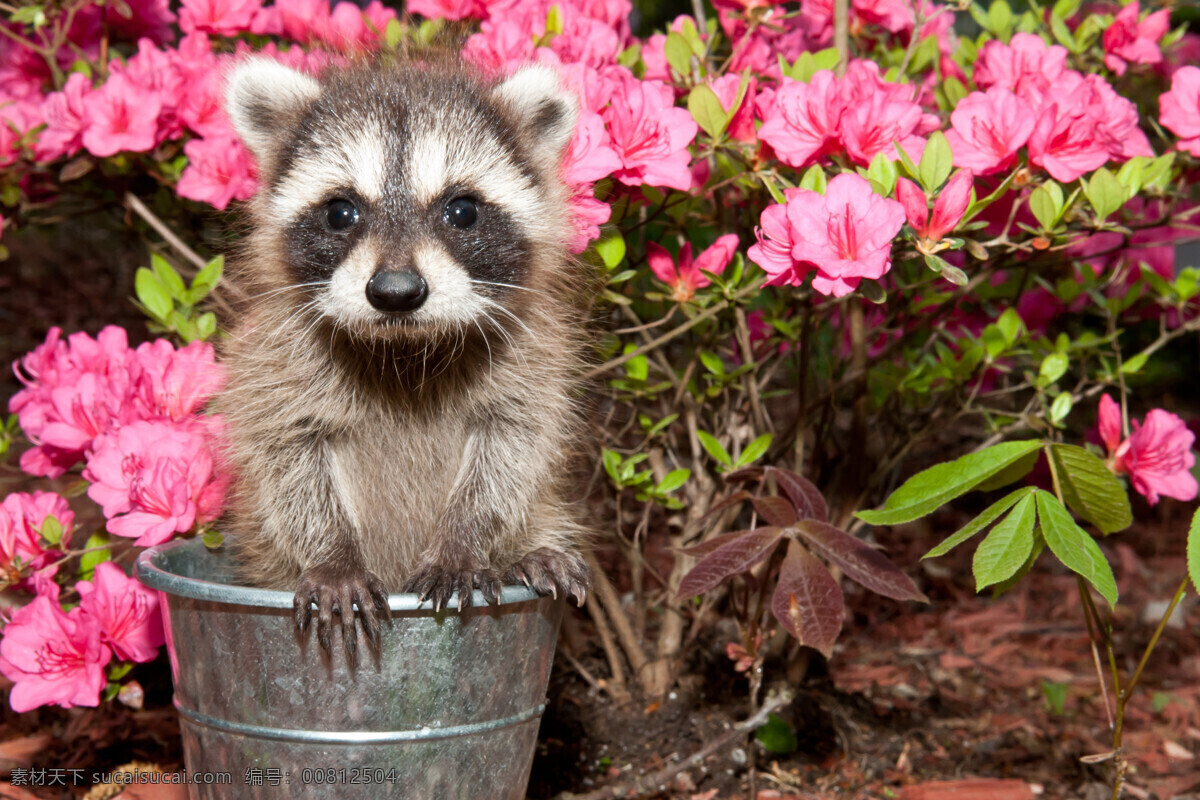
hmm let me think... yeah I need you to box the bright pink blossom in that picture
[133,340,226,421]
[276,0,331,43]
[1103,1,1170,76]
[84,419,227,546]
[709,74,757,143]
[1099,396,1198,506]
[567,193,611,254]
[604,76,697,191]
[37,73,92,162]
[1027,84,1113,183]
[0,491,71,579]
[647,234,739,302]
[974,33,1068,96]
[80,72,163,158]
[176,134,258,210]
[76,562,164,663]
[179,0,263,36]
[757,72,844,169]
[562,110,622,186]
[840,89,928,167]
[755,174,905,297]
[944,88,1035,175]
[748,189,801,285]
[408,0,485,19]
[1160,66,1200,156]
[0,593,110,712]
[895,170,973,249]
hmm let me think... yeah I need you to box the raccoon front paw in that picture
[293,566,391,662]
[403,561,502,612]
[504,548,589,607]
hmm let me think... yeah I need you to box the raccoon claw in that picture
[403,564,501,612]
[504,548,590,607]
[294,567,391,661]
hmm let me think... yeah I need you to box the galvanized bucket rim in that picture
[135,537,543,612]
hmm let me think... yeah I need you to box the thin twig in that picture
[559,688,793,800]
[124,191,209,272]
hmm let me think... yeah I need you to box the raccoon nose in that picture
[366,270,428,313]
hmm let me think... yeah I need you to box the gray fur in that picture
[217,59,588,620]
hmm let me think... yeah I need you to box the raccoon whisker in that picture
[469,280,547,296]
[471,317,496,383]
[246,281,329,302]
[477,307,530,376]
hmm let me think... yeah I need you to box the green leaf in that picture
[664,32,692,78]
[697,431,733,467]
[39,515,63,546]
[761,174,787,205]
[699,350,725,377]
[688,85,728,139]
[150,253,187,301]
[1188,506,1200,597]
[975,449,1039,492]
[202,528,225,549]
[1141,152,1175,192]
[1048,444,1132,534]
[973,494,1036,590]
[80,532,112,580]
[135,268,172,322]
[657,469,690,493]
[1049,392,1073,425]
[735,433,773,467]
[918,131,953,193]
[1051,0,1081,19]
[996,307,1023,345]
[942,76,968,109]
[1035,490,1118,606]
[595,230,626,268]
[188,254,224,303]
[924,487,1033,558]
[1038,352,1068,387]
[195,311,217,340]
[384,17,405,48]
[858,440,1043,526]
[799,165,826,194]
[755,713,798,754]
[988,0,1013,38]
[867,153,898,197]
[1043,681,1068,715]
[1029,182,1064,230]
[1049,12,1079,51]
[1116,156,1145,197]
[1084,167,1126,222]
[107,661,134,681]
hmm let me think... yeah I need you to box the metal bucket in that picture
[135,538,564,800]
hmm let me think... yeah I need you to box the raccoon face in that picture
[225,59,577,337]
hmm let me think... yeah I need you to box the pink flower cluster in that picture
[947,34,1152,182]
[647,234,739,302]
[11,327,227,546]
[0,492,72,585]
[0,563,163,712]
[1098,394,1198,506]
[1102,1,1170,77]
[1160,66,1200,157]
[758,61,939,169]
[748,173,905,297]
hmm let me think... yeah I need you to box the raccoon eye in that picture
[444,197,478,229]
[326,199,360,231]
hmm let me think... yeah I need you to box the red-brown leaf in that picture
[752,495,797,527]
[771,542,844,658]
[676,527,764,558]
[792,520,928,602]
[677,528,785,599]
[766,467,828,521]
[699,490,753,525]
[723,466,765,484]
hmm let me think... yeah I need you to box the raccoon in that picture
[218,57,590,658]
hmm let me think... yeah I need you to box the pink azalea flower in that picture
[276,0,331,44]
[1084,75,1154,161]
[757,71,844,169]
[1100,397,1199,506]
[321,1,394,50]
[84,419,226,547]
[1027,84,1112,183]
[1,491,73,565]
[973,33,1069,97]
[839,89,927,167]
[179,0,263,36]
[944,88,1035,175]
[853,0,914,33]
[647,234,739,302]
[176,134,259,210]
[604,76,698,191]
[462,20,537,72]
[37,73,92,162]
[1160,66,1200,156]
[567,192,611,254]
[76,562,164,663]
[562,110,622,187]
[133,340,225,421]
[0,593,111,712]
[80,72,164,158]
[1103,1,1170,76]
[786,173,905,297]
[106,0,176,43]
[709,74,758,143]
[748,189,802,285]
[895,170,973,250]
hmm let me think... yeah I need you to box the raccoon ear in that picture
[225,59,321,173]
[492,65,579,173]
